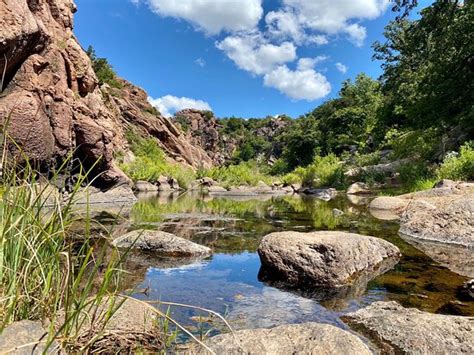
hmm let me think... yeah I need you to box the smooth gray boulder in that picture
[258,231,400,290]
[0,320,60,354]
[112,230,211,257]
[343,301,474,354]
[199,323,372,355]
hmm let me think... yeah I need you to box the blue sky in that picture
[74,0,430,118]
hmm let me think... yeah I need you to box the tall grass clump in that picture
[120,130,195,188]
[0,151,136,350]
[282,154,345,188]
[205,161,272,188]
[437,142,474,181]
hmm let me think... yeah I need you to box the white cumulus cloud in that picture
[267,0,389,46]
[144,0,263,35]
[335,62,348,74]
[264,64,331,101]
[216,33,297,75]
[148,95,212,117]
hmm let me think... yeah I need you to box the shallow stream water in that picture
[107,192,473,336]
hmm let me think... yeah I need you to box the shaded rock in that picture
[199,323,371,355]
[459,279,474,301]
[299,187,337,200]
[343,301,474,354]
[347,182,371,195]
[258,231,400,290]
[112,229,211,257]
[134,180,158,192]
[157,176,173,191]
[434,179,457,188]
[399,233,474,278]
[0,320,60,354]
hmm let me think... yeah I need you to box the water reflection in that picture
[111,192,474,331]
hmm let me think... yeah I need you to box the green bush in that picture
[283,154,345,188]
[354,151,381,167]
[397,160,436,192]
[86,46,123,89]
[206,161,272,188]
[120,130,195,188]
[437,142,474,181]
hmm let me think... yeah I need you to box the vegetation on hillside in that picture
[202,1,473,192]
[86,45,124,89]
[119,130,195,188]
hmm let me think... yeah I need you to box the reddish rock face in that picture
[173,109,236,165]
[0,0,213,187]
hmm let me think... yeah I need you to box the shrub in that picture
[86,46,123,89]
[282,154,345,188]
[437,142,474,181]
[120,130,195,188]
[397,160,436,192]
[206,161,272,188]
[354,151,381,167]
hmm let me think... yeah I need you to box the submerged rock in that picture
[112,229,211,257]
[343,301,474,354]
[347,182,371,195]
[258,231,400,290]
[0,320,60,354]
[399,233,474,278]
[198,323,371,355]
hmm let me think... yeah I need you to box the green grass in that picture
[119,130,195,188]
[437,141,474,181]
[282,154,345,189]
[205,161,273,189]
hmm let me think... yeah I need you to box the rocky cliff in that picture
[174,109,236,165]
[0,0,213,187]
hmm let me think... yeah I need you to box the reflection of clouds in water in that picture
[148,260,210,275]
[229,286,347,330]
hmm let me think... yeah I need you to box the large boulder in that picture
[400,192,474,247]
[258,231,400,291]
[199,323,371,355]
[112,229,211,257]
[369,196,408,211]
[343,301,474,354]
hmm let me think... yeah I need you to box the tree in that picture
[86,46,123,89]
[374,1,473,131]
